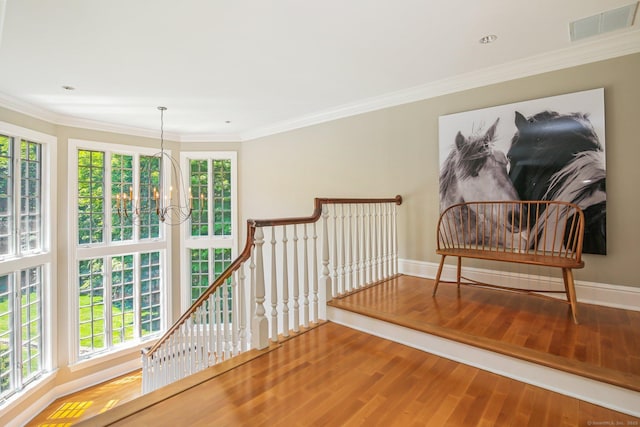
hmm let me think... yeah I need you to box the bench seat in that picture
[433,200,585,324]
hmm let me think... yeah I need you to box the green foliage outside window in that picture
[0,135,13,256]
[77,150,104,245]
[213,159,232,236]
[111,154,134,242]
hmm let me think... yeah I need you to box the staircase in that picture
[142,195,403,393]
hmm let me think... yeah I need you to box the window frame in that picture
[0,121,56,401]
[68,139,172,365]
[179,152,237,311]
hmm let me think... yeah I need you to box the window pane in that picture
[190,249,209,303]
[20,267,42,383]
[112,255,135,345]
[20,140,42,252]
[212,159,232,236]
[78,258,106,355]
[111,154,134,242]
[139,156,160,240]
[0,135,14,256]
[140,251,161,336]
[189,160,208,236]
[77,150,104,245]
[0,274,14,396]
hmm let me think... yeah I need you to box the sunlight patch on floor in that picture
[48,401,92,420]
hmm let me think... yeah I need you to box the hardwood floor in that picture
[27,275,640,426]
[329,275,640,391]
[77,322,638,426]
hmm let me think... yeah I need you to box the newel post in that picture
[251,226,269,350]
[320,204,333,305]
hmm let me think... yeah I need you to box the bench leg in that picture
[562,268,579,324]
[433,255,446,296]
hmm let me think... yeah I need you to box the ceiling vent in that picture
[570,2,638,41]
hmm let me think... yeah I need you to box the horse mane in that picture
[543,151,606,208]
[439,150,458,204]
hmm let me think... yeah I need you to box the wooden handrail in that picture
[145,195,402,356]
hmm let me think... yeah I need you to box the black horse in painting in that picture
[507,111,606,254]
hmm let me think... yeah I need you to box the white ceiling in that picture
[0,0,638,142]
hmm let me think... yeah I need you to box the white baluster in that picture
[142,352,149,393]
[282,227,290,337]
[177,324,184,381]
[312,221,319,322]
[354,204,361,289]
[373,203,380,282]
[331,205,338,296]
[208,294,215,364]
[190,317,196,374]
[270,226,279,342]
[366,203,373,285]
[249,247,256,347]
[392,203,398,275]
[251,226,269,350]
[216,286,223,360]
[292,225,300,332]
[382,203,388,279]
[231,272,239,356]
[339,204,346,295]
[169,334,176,382]
[238,265,247,352]
[303,223,310,328]
[222,279,231,360]
[196,306,204,370]
[346,204,353,293]
[390,203,395,275]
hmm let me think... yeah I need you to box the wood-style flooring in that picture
[27,275,640,426]
[330,275,640,391]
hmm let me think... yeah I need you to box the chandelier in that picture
[114,106,197,225]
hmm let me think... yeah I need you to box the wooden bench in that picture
[432,200,585,323]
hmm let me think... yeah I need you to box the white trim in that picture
[399,258,640,312]
[67,340,152,373]
[327,306,640,418]
[240,30,640,141]
[1,31,639,143]
[66,139,172,365]
[0,121,56,145]
[0,121,57,399]
[179,151,238,311]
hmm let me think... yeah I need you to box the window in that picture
[70,140,169,361]
[0,123,54,401]
[181,153,237,308]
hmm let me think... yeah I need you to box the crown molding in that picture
[0,91,185,141]
[241,29,640,141]
[1,29,638,143]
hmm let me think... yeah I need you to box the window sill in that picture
[69,338,158,373]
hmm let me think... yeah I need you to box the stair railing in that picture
[142,195,402,393]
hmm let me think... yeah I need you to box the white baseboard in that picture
[328,306,640,418]
[399,258,640,312]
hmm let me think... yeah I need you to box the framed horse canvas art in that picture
[438,88,606,255]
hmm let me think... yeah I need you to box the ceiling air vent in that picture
[570,2,638,41]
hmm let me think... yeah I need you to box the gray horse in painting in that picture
[439,118,523,247]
